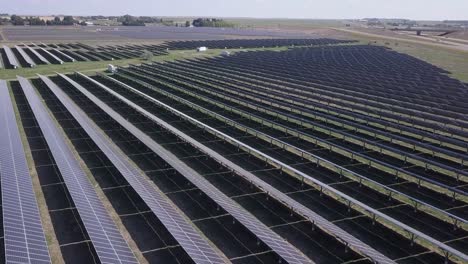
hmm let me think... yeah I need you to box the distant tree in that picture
[62,16,75,25]
[27,16,46,26]
[138,16,161,23]
[10,14,25,25]
[53,16,61,24]
[140,50,153,61]
[185,20,191,27]
[120,14,145,26]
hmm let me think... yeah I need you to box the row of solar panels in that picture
[0,38,355,70]
[0,44,66,68]
[38,38,354,53]
[0,43,152,70]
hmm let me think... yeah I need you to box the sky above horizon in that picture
[2,0,467,20]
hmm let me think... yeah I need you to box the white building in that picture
[197,46,207,52]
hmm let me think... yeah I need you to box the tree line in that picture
[191,18,234,28]
[1,14,236,28]
[8,15,76,26]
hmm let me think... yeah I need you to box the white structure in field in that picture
[107,64,117,73]
[197,46,207,52]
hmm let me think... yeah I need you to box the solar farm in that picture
[0,27,467,264]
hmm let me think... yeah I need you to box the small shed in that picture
[197,46,207,52]
[107,64,117,73]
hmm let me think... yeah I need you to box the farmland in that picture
[0,22,467,264]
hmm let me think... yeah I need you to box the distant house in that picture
[84,21,94,26]
[197,47,207,52]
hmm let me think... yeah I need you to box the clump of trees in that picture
[27,17,46,25]
[47,16,76,25]
[118,15,145,26]
[138,16,163,24]
[8,15,77,26]
[10,15,25,25]
[192,18,234,28]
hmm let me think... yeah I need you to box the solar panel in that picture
[14,46,36,67]
[0,80,51,264]
[38,74,227,264]
[22,44,50,64]
[2,46,19,68]
[59,73,313,264]
[39,48,64,64]
[17,76,138,264]
[100,73,468,263]
[52,49,76,62]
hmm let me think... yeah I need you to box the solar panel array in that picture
[109,47,468,262]
[38,74,227,264]
[3,40,467,264]
[120,64,465,224]
[101,73,396,264]
[59,73,313,264]
[17,76,138,264]
[0,80,51,264]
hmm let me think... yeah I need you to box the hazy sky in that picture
[2,0,467,20]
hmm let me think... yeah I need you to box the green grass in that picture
[0,47,288,80]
